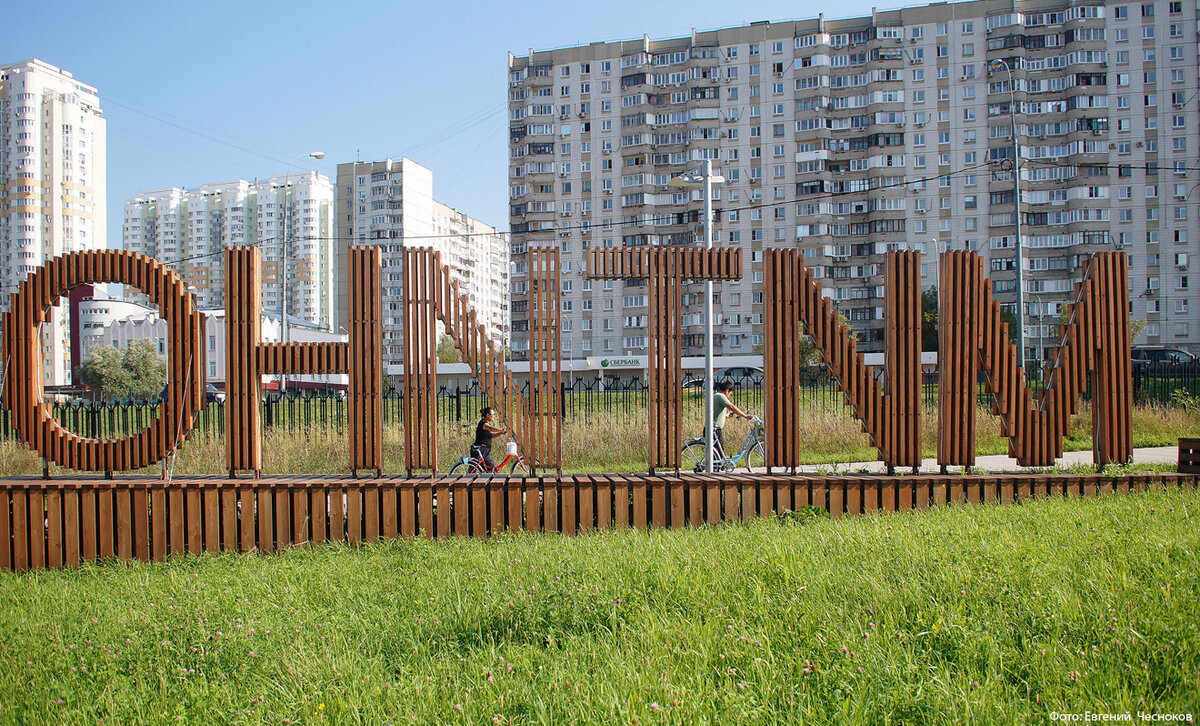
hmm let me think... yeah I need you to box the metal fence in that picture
[1,362,1194,441]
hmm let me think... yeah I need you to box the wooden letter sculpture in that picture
[1,250,205,473]
[938,250,1132,467]
[224,246,383,477]
[401,246,561,474]
[763,249,923,472]
[586,247,743,472]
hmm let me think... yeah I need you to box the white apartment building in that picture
[0,59,106,386]
[123,173,336,331]
[335,157,510,370]
[507,0,1200,361]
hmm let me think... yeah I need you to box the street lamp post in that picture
[991,58,1025,375]
[280,151,324,393]
[670,161,725,472]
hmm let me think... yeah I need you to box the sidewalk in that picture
[777,446,1179,474]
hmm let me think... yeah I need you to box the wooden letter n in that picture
[224,245,383,477]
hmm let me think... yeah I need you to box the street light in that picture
[280,151,325,393]
[990,58,1025,375]
[670,160,725,472]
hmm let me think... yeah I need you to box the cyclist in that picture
[712,380,752,460]
[471,407,508,471]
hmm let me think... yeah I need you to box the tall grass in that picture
[0,400,1196,477]
[0,487,1196,724]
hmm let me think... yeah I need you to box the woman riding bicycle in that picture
[471,407,508,471]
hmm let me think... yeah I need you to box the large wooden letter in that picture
[764,249,922,472]
[225,245,382,476]
[587,247,743,472]
[1,250,205,473]
[937,251,1132,467]
[401,247,561,474]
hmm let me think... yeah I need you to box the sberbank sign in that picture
[590,356,645,369]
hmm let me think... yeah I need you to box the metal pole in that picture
[280,160,296,394]
[999,58,1026,377]
[703,158,715,473]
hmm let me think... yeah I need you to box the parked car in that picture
[205,384,226,404]
[682,366,764,393]
[1132,346,1199,369]
[716,366,763,381]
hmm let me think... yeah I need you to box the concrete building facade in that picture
[123,173,336,331]
[335,157,510,371]
[0,58,106,385]
[507,0,1200,361]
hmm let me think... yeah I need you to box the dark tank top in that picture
[474,419,495,448]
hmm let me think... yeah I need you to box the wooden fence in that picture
[1,471,1195,572]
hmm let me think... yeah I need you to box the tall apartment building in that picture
[335,157,510,370]
[1,59,106,386]
[507,0,1200,362]
[123,172,336,331]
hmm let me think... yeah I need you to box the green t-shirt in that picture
[714,392,732,429]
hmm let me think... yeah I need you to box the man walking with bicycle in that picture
[712,380,752,460]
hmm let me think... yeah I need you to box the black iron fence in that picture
[1,361,1194,441]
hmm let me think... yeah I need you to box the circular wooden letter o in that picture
[1,250,205,472]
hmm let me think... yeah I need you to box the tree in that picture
[436,334,463,364]
[122,341,168,401]
[999,307,1020,345]
[922,287,938,352]
[78,346,128,401]
[77,340,166,402]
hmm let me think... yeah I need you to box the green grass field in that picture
[1,486,1197,724]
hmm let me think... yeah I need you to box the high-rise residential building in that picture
[123,172,337,331]
[335,157,510,370]
[508,0,1200,362]
[1,59,106,386]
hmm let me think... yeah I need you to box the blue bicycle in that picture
[681,416,766,472]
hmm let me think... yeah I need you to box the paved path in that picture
[764,446,1178,474]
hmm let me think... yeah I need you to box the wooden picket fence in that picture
[0,471,1196,572]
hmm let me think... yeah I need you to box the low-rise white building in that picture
[94,307,347,390]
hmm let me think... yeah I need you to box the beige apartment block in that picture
[507,0,1199,362]
[0,59,106,386]
[335,157,509,371]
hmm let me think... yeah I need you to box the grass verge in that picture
[0,487,1197,724]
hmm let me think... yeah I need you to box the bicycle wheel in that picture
[742,442,766,471]
[681,441,711,473]
[507,456,526,475]
[448,459,475,475]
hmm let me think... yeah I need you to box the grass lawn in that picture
[0,487,1197,724]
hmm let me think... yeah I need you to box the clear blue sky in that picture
[10,0,894,248]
